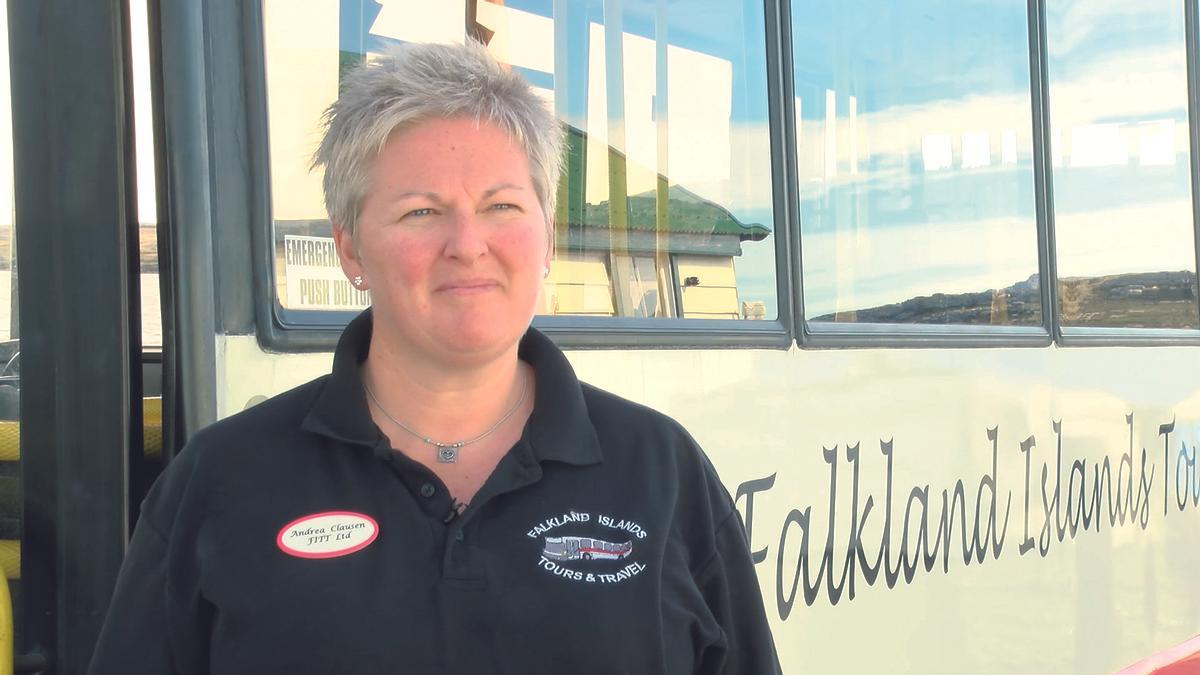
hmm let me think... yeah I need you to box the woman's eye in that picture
[490,203,518,212]
[405,207,435,218]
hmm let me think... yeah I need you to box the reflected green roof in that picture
[576,185,770,241]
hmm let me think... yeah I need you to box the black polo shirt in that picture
[89,310,780,674]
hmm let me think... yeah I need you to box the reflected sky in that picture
[1047,1,1195,280]
[793,0,1041,320]
[794,0,1199,324]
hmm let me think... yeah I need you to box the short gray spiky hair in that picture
[313,41,564,240]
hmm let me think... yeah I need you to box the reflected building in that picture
[547,133,770,319]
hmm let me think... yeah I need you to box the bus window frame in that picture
[1048,0,1200,347]
[787,0,1054,350]
[244,0,796,352]
[790,0,1200,349]
[237,0,1200,353]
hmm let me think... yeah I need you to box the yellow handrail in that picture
[0,566,11,675]
[0,398,158,673]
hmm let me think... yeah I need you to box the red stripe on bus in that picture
[1115,634,1200,675]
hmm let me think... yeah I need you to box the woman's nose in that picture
[442,211,489,260]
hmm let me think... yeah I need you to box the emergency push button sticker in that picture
[276,511,379,559]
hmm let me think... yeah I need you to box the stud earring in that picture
[353,275,363,287]
[542,267,550,278]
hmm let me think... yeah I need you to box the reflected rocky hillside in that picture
[814,271,1198,328]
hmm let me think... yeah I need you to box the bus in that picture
[3,0,1200,673]
[543,536,634,562]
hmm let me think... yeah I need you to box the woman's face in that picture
[336,116,550,368]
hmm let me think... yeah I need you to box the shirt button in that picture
[454,530,464,542]
[419,482,436,498]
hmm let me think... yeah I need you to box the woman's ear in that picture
[332,223,367,290]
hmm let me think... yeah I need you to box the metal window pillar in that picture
[8,0,139,670]
[1026,0,1061,343]
[157,0,218,436]
[1185,0,1200,327]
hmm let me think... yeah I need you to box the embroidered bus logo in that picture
[542,535,633,562]
[527,511,648,583]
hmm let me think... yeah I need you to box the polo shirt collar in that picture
[301,309,604,467]
[299,309,378,447]
[518,327,604,467]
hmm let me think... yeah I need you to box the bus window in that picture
[131,0,163,349]
[262,0,779,324]
[1045,0,1200,330]
[0,0,18,655]
[0,3,12,342]
[792,1,1043,327]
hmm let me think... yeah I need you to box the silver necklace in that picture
[363,371,529,463]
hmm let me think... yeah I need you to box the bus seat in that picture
[0,397,156,674]
[0,423,15,464]
[143,396,162,459]
[0,397,162,463]
[0,543,16,583]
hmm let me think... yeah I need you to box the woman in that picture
[90,41,779,674]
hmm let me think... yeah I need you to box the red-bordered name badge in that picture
[276,511,379,559]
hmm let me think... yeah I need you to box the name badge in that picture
[276,511,379,559]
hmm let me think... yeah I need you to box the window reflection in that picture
[793,0,1042,326]
[263,0,778,321]
[1046,0,1199,329]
